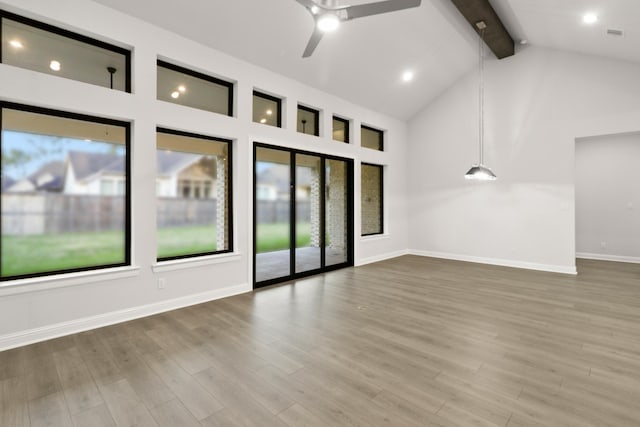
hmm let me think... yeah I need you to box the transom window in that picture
[253,91,282,127]
[361,125,384,151]
[1,10,131,92]
[157,60,234,116]
[297,105,320,136]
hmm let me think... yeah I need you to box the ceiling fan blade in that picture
[345,0,421,20]
[302,27,324,57]
[296,0,319,11]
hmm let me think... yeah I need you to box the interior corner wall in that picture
[575,133,640,263]
[0,0,408,350]
[407,46,640,274]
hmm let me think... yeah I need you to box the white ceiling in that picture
[91,0,640,121]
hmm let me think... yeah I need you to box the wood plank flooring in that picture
[1,255,640,426]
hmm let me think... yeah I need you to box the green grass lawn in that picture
[256,222,310,253]
[2,230,126,277]
[2,222,312,277]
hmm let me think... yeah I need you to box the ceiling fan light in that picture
[317,13,340,32]
[464,165,497,181]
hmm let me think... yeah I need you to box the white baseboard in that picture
[0,283,251,352]
[409,250,578,275]
[356,249,410,267]
[576,252,640,264]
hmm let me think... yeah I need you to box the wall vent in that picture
[606,29,625,37]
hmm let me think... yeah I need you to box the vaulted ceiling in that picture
[91,0,640,120]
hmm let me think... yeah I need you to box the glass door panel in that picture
[295,154,321,274]
[325,159,349,266]
[255,147,291,283]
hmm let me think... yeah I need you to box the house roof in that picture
[1,175,16,191]
[67,150,216,181]
[28,160,65,191]
[157,151,212,176]
[68,151,124,181]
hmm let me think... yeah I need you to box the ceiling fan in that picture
[296,0,422,57]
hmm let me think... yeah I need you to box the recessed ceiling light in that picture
[9,39,23,48]
[317,14,340,32]
[402,70,414,82]
[311,5,319,14]
[266,109,273,115]
[49,60,61,71]
[171,91,180,99]
[583,13,598,24]
[519,39,529,45]
[178,85,186,93]
[260,118,267,124]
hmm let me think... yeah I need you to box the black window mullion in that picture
[290,152,296,277]
[320,157,326,269]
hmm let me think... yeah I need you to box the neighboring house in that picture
[1,175,16,192]
[156,150,217,199]
[62,150,217,198]
[4,161,64,193]
[63,151,125,195]
[256,164,311,201]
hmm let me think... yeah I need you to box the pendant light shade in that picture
[464,165,496,180]
[465,21,497,181]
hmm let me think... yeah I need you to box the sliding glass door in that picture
[254,143,353,287]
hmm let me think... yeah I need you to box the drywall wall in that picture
[576,133,640,262]
[0,0,408,349]
[407,46,640,273]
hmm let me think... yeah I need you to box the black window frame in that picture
[296,104,320,137]
[0,10,132,93]
[360,162,384,237]
[361,125,384,151]
[0,101,131,281]
[156,127,234,262]
[156,60,234,117]
[252,90,282,128]
[332,115,350,143]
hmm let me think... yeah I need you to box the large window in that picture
[156,128,232,260]
[297,105,319,136]
[253,91,281,127]
[1,102,130,280]
[361,163,383,236]
[333,116,350,143]
[1,10,131,92]
[361,125,384,151]
[157,60,233,116]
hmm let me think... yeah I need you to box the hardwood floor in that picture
[1,255,639,426]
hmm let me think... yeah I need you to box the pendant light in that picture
[465,21,497,181]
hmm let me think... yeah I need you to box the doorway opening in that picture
[253,143,354,288]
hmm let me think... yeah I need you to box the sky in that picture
[1,130,124,180]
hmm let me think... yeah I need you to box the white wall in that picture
[407,46,640,274]
[576,133,640,263]
[0,0,408,349]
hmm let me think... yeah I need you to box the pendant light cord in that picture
[478,27,485,166]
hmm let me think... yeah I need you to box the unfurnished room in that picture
[0,0,639,425]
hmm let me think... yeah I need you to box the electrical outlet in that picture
[600,242,607,249]
[158,278,167,290]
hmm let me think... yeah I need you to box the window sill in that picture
[360,233,391,242]
[0,266,141,297]
[152,252,242,273]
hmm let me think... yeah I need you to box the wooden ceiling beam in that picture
[449,0,515,59]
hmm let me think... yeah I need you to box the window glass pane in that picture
[253,91,281,127]
[156,129,231,260]
[2,13,129,91]
[1,105,129,280]
[326,159,348,265]
[332,116,349,143]
[157,61,233,116]
[361,163,383,236]
[297,106,319,136]
[361,125,384,151]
